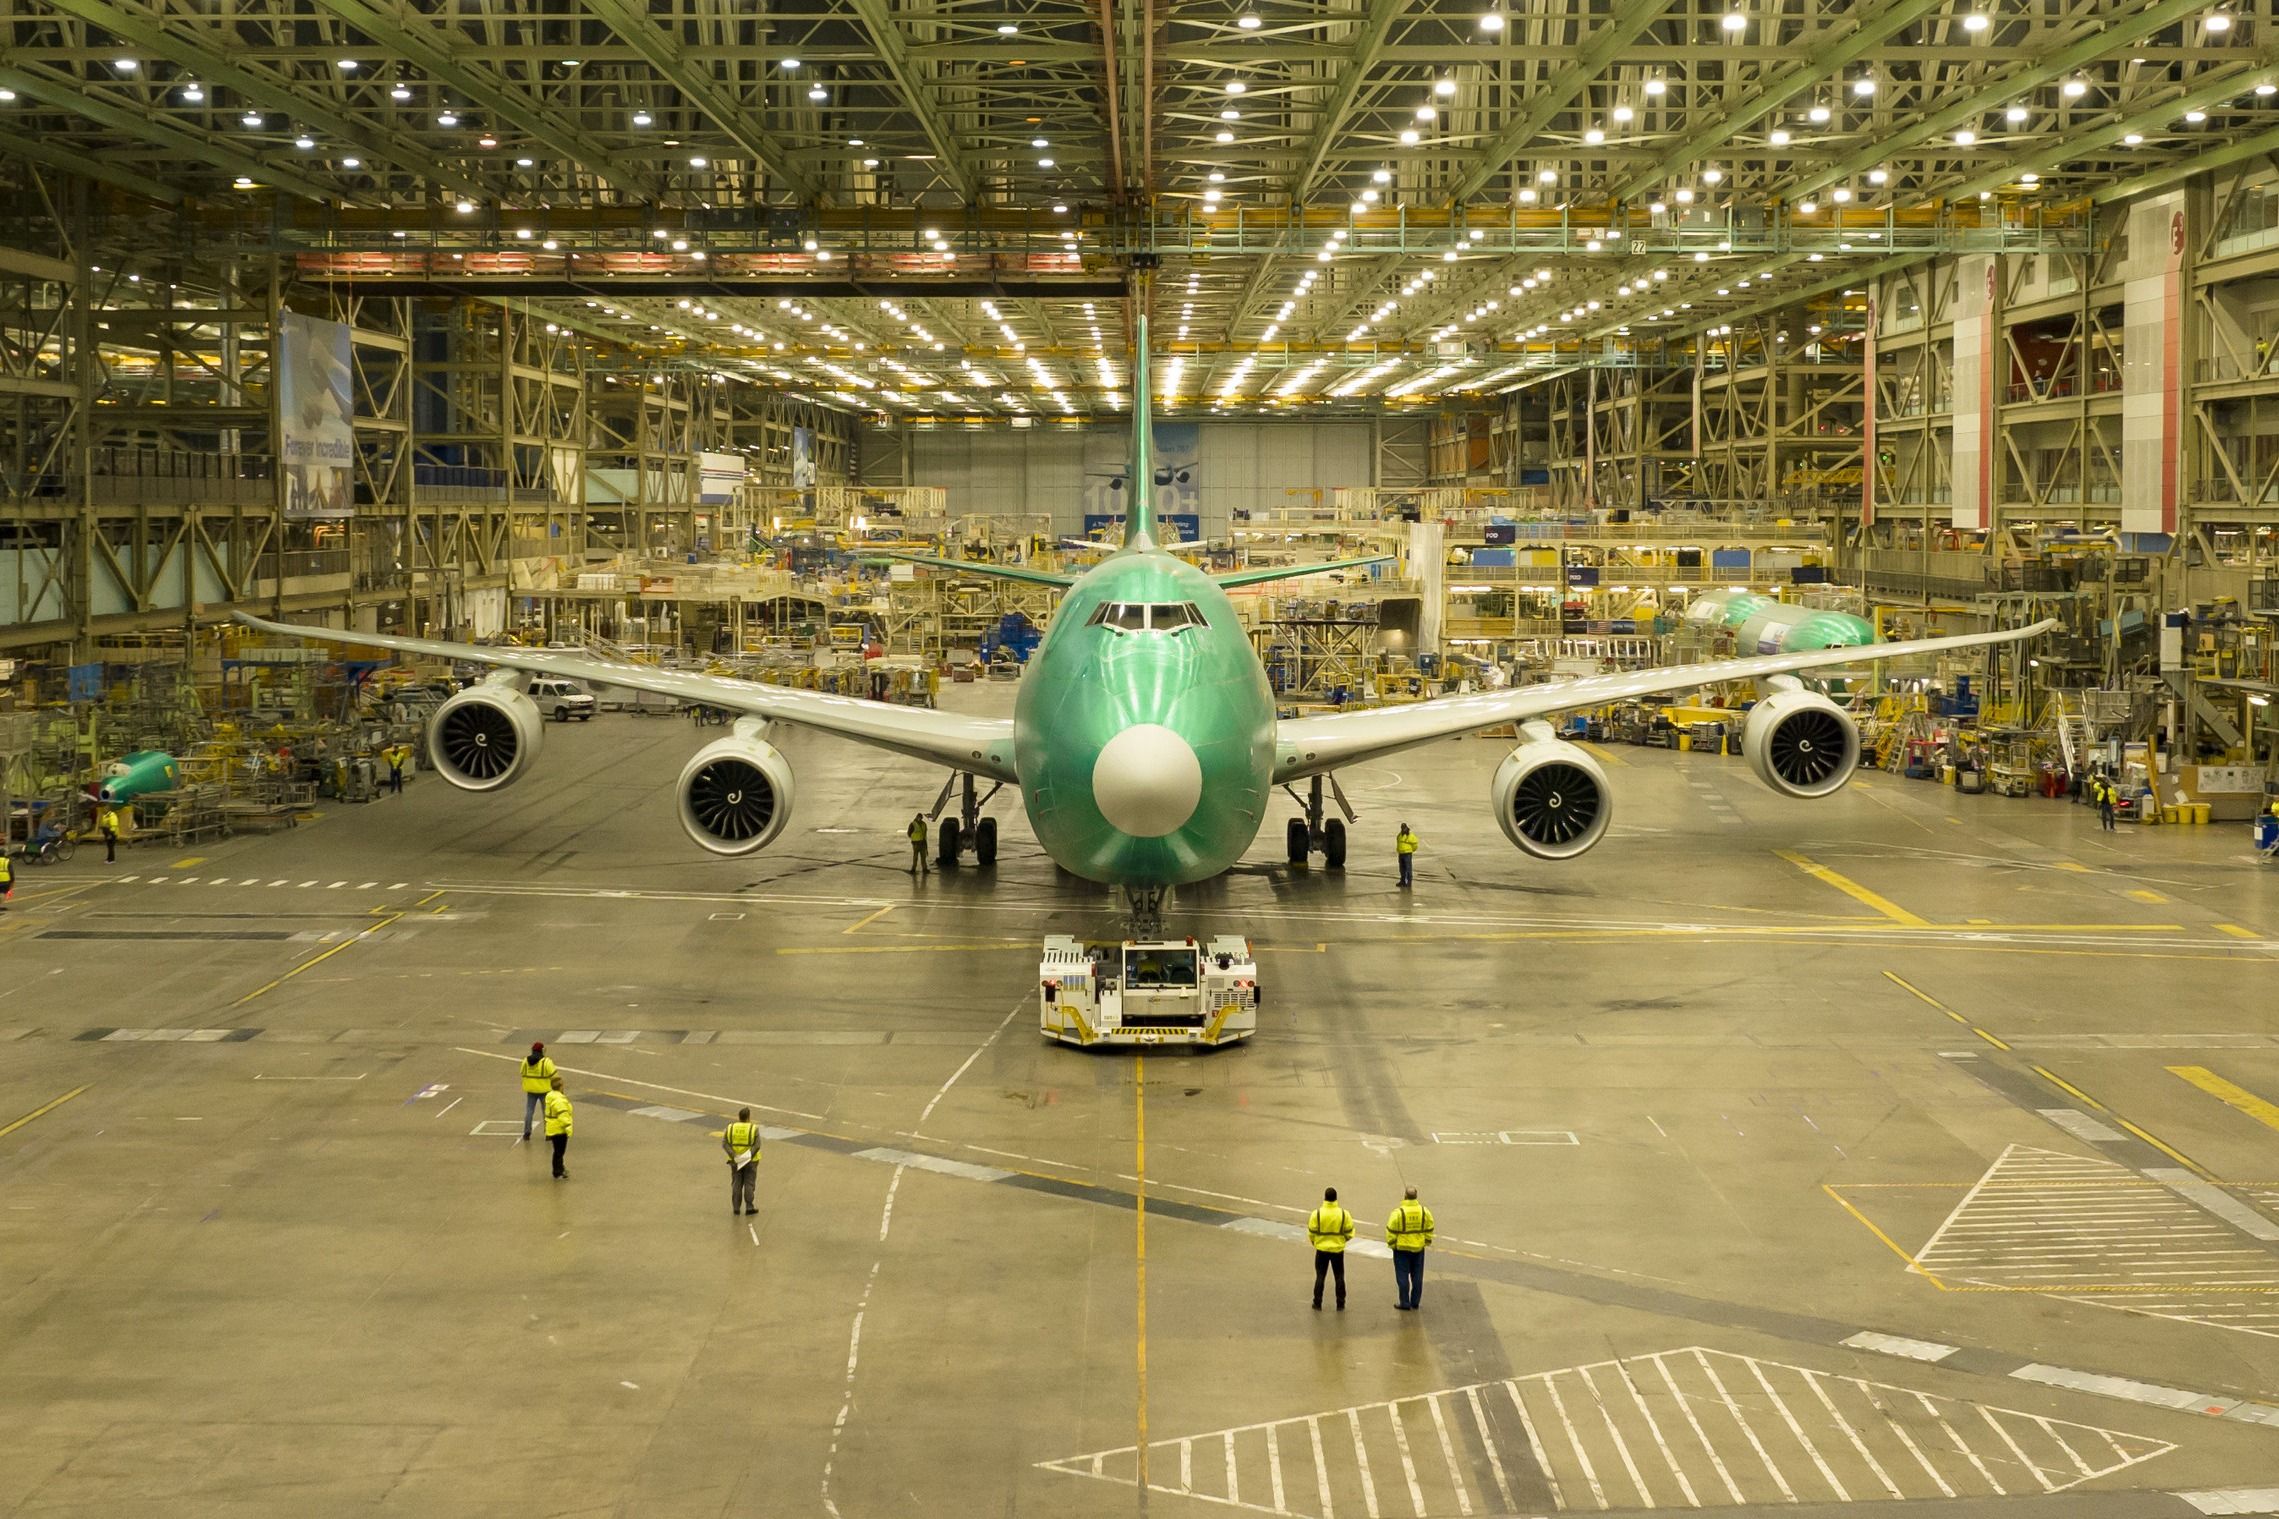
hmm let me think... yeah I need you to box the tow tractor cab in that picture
[1039,934,1258,1047]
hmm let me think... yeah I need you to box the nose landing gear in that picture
[1281,774,1351,869]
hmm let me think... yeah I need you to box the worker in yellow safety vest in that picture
[519,1042,558,1141]
[1307,1186,1355,1310]
[1387,1186,1436,1311]
[723,1107,763,1217]
[0,848,13,912]
[907,813,930,875]
[1395,823,1420,889]
[543,1075,573,1180]
[99,807,121,864]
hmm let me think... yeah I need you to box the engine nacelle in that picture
[426,684,543,792]
[676,733,795,856]
[1742,687,1861,798]
[1491,735,1613,861]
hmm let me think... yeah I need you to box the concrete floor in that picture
[3,683,2277,1518]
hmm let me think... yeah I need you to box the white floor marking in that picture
[1041,1347,2172,1514]
[1907,1144,2279,1338]
[2179,1488,2279,1514]
[913,994,1026,1133]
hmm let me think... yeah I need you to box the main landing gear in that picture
[1282,774,1352,869]
[931,771,1001,868]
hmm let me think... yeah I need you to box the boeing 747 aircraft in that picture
[239,319,2053,935]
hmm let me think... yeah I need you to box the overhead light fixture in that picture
[1478,9,1504,31]
[2123,131,2144,144]
[2207,8,2234,31]
[241,111,263,128]
[1537,167,1558,183]
[1852,75,1875,96]
[1796,198,1817,214]
[1702,165,1723,183]
[455,200,475,213]
[689,155,708,167]
[1400,128,1420,144]
[998,21,1019,32]
[1584,126,1605,144]
[1720,7,1747,31]
[517,156,534,167]
[1867,167,1888,183]
[1372,167,1392,183]
[2184,108,2208,123]
[390,82,412,101]
[1435,77,1457,97]
[336,58,358,71]
[1769,127,1791,146]
[178,82,203,102]
[1807,103,1830,123]
[1954,127,1976,145]
[113,57,137,72]
[781,57,801,69]
[1227,79,1247,94]
[2006,103,2029,122]
[1216,129,1234,142]
[1644,76,1666,96]
[1238,10,1262,26]
[2259,82,2278,96]
[1612,103,1634,122]
[341,155,361,168]
[437,111,459,127]
[1962,10,1989,30]
[631,110,652,126]
[2062,75,2088,98]
[808,85,828,101]
[295,135,315,149]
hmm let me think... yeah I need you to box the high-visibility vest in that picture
[724,1121,761,1160]
[521,1056,557,1094]
[543,1090,573,1138]
[908,818,927,842]
[100,812,119,839]
[1396,830,1419,856]
[1387,1200,1435,1252]
[1306,1203,1354,1253]
[0,854,13,886]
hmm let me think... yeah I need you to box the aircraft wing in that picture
[872,551,1078,587]
[1214,554,1392,589]
[233,613,1018,782]
[1273,619,2057,779]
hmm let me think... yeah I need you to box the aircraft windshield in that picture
[1088,602,1205,633]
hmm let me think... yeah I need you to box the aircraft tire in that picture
[938,816,962,868]
[1322,818,1347,870]
[1285,817,1309,865]
[975,817,998,866]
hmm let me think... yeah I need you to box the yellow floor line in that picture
[1775,849,1928,926]
[2216,923,2261,940]
[2124,888,2172,905]
[843,903,896,935]
[1822,1186,1945,1287]
[232,910,404,1005]
[776,941,1031,956]
[0,1085,88,1141]
[1881,972,2009,1052]
[2168,1066,2279,1134]
[1134,1052,1150,1502]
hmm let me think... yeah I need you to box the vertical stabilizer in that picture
[1125,314,1157,547]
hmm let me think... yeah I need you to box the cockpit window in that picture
[1086,601,1207,633]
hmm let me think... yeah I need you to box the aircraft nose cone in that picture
[1091,723,1203,838]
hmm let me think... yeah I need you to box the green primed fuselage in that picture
[1012,547,1276,888]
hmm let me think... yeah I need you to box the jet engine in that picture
[676,729,795,856]
[426,682,543,792]
[1491,730,1612,860]
[1742,687,1860,799]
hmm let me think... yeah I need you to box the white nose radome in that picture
[1091,723,1203,838]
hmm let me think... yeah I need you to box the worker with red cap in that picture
[519,1042,558,1141]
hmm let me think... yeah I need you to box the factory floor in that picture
[3,686,2277,1518]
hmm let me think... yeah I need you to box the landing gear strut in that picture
[1121,884,1169,939]
[1281,774,1352,869]
[930,772,1002,869]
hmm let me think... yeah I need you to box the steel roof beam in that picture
[581,0,823,203]
[1783,0,2226,202]
[306,0,660,200]
[1448,0,1669,203]
[1609,0,1945,204]
[1289,0,1408,202]
[0,123,183,201]
[840,0,981,202]
[38,0,489,202]
[0,62,342,201]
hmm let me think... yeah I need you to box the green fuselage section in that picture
[1012,548,1276,887]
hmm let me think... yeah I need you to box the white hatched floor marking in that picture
[1909,1144,2279,1338]
[1038,1347,2173,1514]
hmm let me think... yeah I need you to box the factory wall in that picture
[887,421,1376,535]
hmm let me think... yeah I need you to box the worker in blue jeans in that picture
[1387,1185,1435,1310]
[519,1042,557,1140]
[1395,823,1419,888]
